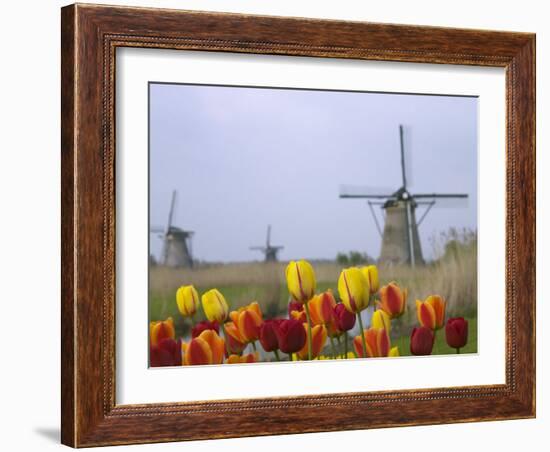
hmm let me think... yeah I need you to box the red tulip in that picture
[150,338,182,367]
[191,320,219,338]
[410,327,435,356]
[333,303,356,331]
[274,319,307,354]
[259,319,282,352]
[445,317,468,350]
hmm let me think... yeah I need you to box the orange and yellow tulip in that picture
[224,321,247,355]
[416,295,446,330]
[182,329,225,365]
[201,289,229,323]
[338,267,370,313]
[285,260,316,303]
[378,282,407,319]
[353,327,391,358]
[307,290,336,326]
[361,265,379,295]
[176,285,199,317]
[229,301,263,343]
[371,309,391,332]
[149,318,175,347]
[225,353,258,364]
[297,324,327,360]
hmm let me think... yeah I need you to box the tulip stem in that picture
[274,349,281,362]
[357,313,368,358]
[329,336,337,359]
[222,324,231,357]
[344,333,348,358]
[251,341,257,352]
[456,348,460,354]
[303,302,313,361]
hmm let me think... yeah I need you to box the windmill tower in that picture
[339,125,468,267]
[250,225,284,262]
[150,190,194,268]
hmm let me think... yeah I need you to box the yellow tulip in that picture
[149,318,175,347]
[285,260,316,303]
[371,309,391,333]
[176,285,199,317]
[201,289,229,323]
[389,346,400,357]
[416,295,446,330]
[361,265,379,295]
[338,267,370,314]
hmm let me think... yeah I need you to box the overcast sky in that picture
[149,83,477,263]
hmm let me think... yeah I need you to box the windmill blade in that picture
[266,225,271,248]
[250,246,267,251]
[413,193,468,199]
[149,226,164,234]
[339,184,396,199]
[399,124,407,190]
[166,190,177,231]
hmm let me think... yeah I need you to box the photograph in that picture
[148,83,478,366]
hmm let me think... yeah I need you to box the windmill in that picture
[339,125,468,267]
[150,190,194,268]
[250,225,284,262]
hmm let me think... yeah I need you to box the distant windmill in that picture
[150,190,194,268]
[250,225,284,262]
[339,125,468,267]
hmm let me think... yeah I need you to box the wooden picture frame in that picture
[61,3,535,447]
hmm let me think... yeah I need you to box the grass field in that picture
[149,235,477,356]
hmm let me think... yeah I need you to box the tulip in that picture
[259,319,282,353]
[286,260,316,360]
[176,285,199,318]
[191,320,219,338]
[285,260,316,303]
[288,300,303,317]
[226,353,258,364]
[353,327,391,358]
[224,321,247,355]
[297,324,327,360]
[338,267,371,358]
[445,317,468,352]
[361,265,379,295]
[274,318,307,355]
[201,289,229,323]
[182,337,212,365]
[333,303,356,332]
[183,329,225,365]
[416,295,446,330]
[338,267,370,314]
[378,282,407,319]
[371,309,391,333]
[410,326,435,355]
[197,329,225,364]
[290,309,307,323]
[150,337,182,367]
[307,291,336,326]
[389,346,400,357]
[229,301,263,343]
[149,318,175,347]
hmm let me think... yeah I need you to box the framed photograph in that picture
[61,3,535,447]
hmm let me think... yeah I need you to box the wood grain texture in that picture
[60,3,536,447]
